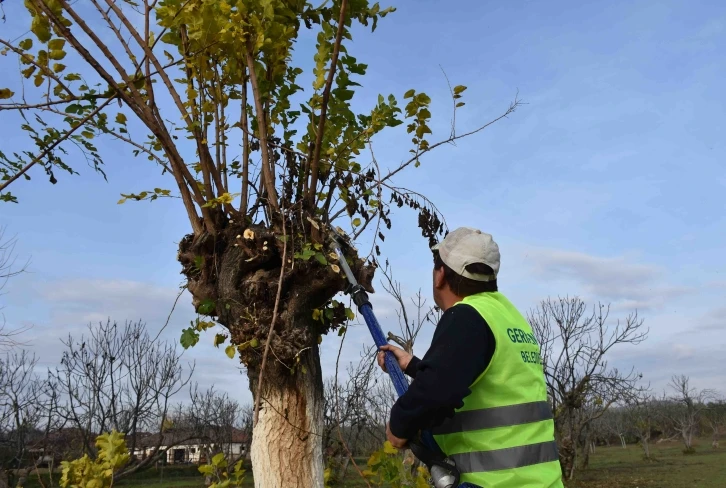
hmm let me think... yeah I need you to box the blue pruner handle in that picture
[359,303,409,397]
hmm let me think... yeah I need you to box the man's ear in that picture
[433,266,446,289]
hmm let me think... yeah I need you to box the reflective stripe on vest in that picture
[451,440,560,473]
[432,401,553,435]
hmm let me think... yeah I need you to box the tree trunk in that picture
[177,222,374,488]
[249,345,325,488]
[642,437,650,459]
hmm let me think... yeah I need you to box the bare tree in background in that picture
[323,345,378,484]
[186,384,246,463]
[594,406,629,448]
[0,226,31,350]
[667,375,714,454]
[0,351,43,488]
[704,398,726,449]
[528,296,648,479]
[625,391,656,460]
[52,319,194,477]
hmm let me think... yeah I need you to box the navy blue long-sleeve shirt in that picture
[388,303,496,440]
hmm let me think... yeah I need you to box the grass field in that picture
[22,439,725,487]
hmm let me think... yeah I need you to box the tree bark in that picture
[249,345,325,488]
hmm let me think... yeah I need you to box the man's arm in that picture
[388,304,495,440]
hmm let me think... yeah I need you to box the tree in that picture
[624,391,656,460]
[52,319,193,477]
[0,226,30,351]
[0,351,44,488]
[1,2,518,484]
[666,375,714,454]
[528,296,648,478]
[704,398,725,449]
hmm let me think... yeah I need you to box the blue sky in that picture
[1,0,725,405]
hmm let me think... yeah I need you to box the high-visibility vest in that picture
[431,292,564,487]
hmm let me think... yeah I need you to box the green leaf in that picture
[180,328,200,349]
[53,63,66,73]
[338,326,347,336]
[116,113,127,124]
[212,452,227,467]
[345,307,355,321]
[225,345,236,359]
[456,102,465,107]
[403,89,415,99]
[453,85,467,95]
[198,299,215,315]
[213,334,227,348]
[49,50,66,61]
[48,39,66,50]
[250,338,259,348]
[314,253,328,265]
[31,16,52,43]
[0,89,14,100]
[19,39,33,50]
[352,218,361,227]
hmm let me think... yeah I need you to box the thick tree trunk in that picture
[249,345,325,488]
[178,221,374,488]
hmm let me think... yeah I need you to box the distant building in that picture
[130,428,249,465]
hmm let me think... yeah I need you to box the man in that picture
[377,227,563,487]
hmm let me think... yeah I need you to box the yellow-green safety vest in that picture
[431,292,564,487]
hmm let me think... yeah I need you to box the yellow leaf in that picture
[0,88,14,99]
[383,441,398,454]
[225,345,236,358]
[116,113,127,124]
[48,38,66,50]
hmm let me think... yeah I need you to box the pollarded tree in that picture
[0,1,518,485]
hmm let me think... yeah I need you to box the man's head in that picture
[431,227,500,310]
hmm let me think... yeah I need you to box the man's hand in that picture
[377,344,413,373]
[386,422,408,449]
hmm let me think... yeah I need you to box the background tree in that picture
[0,226,31,351]
[528,296,648,479]
[666,375,714,454]
[0,351,44,488]
[704,398,725,449]
[624,391,656,460]
[0,1,518,485]
[52,319,193,478]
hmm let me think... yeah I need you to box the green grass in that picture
[566,439,726,488]
[21,439,726,487]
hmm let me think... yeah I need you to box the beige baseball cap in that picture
[431,227,500,282]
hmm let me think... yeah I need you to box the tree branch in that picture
[307,0,348,208]
[245,44,280,213]
[381,94,522,185]
[0,97,115,194]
